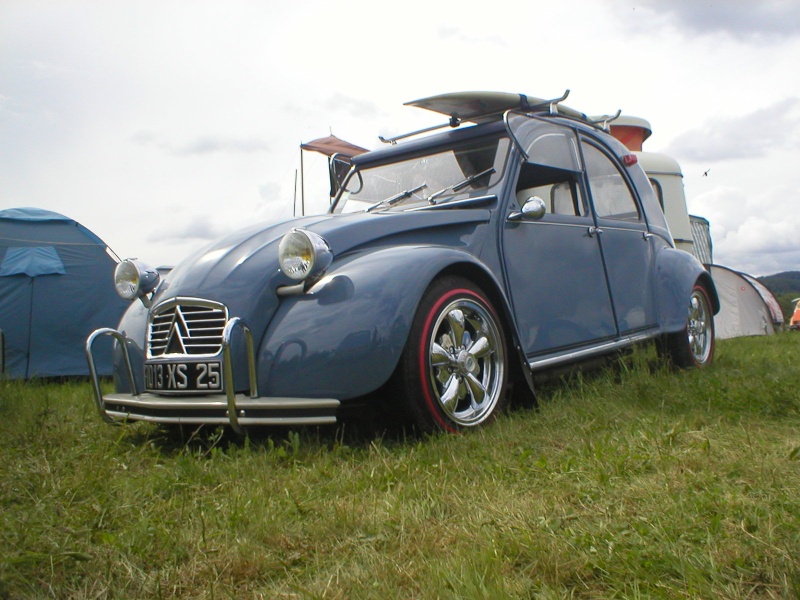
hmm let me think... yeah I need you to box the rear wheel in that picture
[661,283,715,368]
[396,277,508,432]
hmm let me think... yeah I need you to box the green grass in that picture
[1,334,799,598]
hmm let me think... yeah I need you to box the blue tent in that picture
[0,208,129,378]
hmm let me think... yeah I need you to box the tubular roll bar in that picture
[221,317,257,434]
[85,317,259,434]
[85,328,136,423]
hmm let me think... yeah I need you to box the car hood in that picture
[149,208,491,318]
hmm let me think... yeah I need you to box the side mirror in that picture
[508,196,547,222]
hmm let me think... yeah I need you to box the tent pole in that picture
[293,169,298,217]
[300,147,305,216]
[26,277,33,379]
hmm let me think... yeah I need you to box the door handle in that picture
[588,226,603,237]
[642,231,654,241]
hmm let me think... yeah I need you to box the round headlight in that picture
[278,229,332,281]
[114,259,160,300]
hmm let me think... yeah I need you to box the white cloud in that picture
[148,214,228,243]
[324,93,381,120]
[664,99,800,162]
[132,132,271,156]
[689,184,800,276]
[613,0,800,41]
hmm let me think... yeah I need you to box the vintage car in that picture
[86,91,719,434]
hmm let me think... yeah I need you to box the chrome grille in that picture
[148,300,228,358]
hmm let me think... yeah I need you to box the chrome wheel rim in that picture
[427,297,505,427]
[687,288,713,365]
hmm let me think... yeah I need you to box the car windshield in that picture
[332,137,510,213]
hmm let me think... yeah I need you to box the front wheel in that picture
[661,283,715,368]
[395,277,508,433]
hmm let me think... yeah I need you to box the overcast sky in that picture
[2,0,799,276]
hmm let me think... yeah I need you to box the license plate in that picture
[144,361,223,393]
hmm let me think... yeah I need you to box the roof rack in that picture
[528,89,572,115]
[378,115,462,145]
[588,109,623,132]
[379,90,606,145]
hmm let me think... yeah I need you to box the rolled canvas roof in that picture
[300,135,368,158]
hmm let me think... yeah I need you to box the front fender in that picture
[655,247,719,333]
[255,245,499,399]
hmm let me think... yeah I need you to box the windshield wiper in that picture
[427,168,495,205]
[366,183,427,212]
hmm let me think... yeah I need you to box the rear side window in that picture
[582,142,640,222]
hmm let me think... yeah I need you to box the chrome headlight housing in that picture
[278,229,333,282]
[114,259,160,301]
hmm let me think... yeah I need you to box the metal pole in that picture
[300,146,305,216]
[293,169,298,217]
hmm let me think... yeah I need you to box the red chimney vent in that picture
[608,116,652,152]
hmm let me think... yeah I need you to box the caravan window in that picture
[649,178,665,210]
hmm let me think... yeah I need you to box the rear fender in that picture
[256,246,503,399]
[655,247,719,333]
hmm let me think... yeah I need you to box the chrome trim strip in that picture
[528,332,654,371]
[102,393,339,426]
[276,282,306,297]
[104,412,338,426]
[511,220,594,230]
[102,393,340,411]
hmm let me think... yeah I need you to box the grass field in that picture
[1,334,799,599]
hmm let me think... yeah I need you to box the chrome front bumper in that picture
[85,318,340,433]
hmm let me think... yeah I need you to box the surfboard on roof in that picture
[404,90,588,122]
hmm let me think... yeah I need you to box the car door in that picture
[501,118,617,359]
[580,139,658,334]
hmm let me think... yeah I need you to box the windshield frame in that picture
[330,127,512,214]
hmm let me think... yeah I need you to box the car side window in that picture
[515,164,586,218]
[582,142,641,222]
[551,179,585,216]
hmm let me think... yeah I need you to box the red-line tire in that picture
[395,276,508,433]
